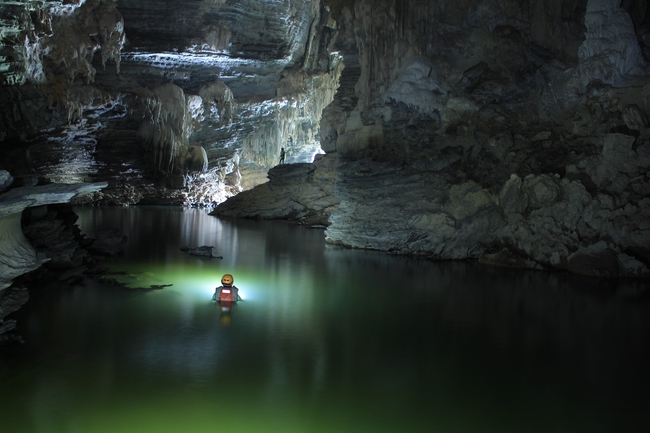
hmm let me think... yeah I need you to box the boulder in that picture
[180,245,221,258]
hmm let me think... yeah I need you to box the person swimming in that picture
[213,274,242,303]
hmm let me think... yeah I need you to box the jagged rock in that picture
[212,156,339,226]
[622,105,648,133]
[379,58,450,116]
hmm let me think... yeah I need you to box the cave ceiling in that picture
[0,0,340,205]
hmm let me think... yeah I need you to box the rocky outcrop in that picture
[213,0,650,278]
[0,173,115,344]
[0,0,341,206]
[312,0,650,278]
[212,155,340,226]
[0,174,107,290]
[0,201,126,344]
[1,1,649,277]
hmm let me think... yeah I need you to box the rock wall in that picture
[217,0,650,278]
[1,0,649,277]
[321,0,650,277]
[1,0,342,206]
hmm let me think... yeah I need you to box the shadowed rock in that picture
[180,245,222,258]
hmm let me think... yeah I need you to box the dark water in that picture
[2,206,650,433]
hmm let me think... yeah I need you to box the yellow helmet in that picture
[221,274,234,286]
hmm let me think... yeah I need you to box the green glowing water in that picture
[1,206,649,433]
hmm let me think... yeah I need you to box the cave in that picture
[1,0,650,431]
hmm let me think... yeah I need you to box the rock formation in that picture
[1,0,649,278]
[1,0,339,206]
[213,0,650,278]
[0,169,109,342]
[0,174,107,290]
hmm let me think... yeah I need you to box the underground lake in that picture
[1,206,649,433]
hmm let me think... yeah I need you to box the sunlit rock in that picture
[212,154,340,226]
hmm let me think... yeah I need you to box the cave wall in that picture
[1,0,649,277]
[318,0,650,277]
[0,0,340,205]
[215,0,650,278]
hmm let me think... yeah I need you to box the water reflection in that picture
[1,206,649,433]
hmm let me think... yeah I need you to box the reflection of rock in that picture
[0,286,29,344]
[180,245,222,258]
[20,204,124,284]
[90,228,128,256]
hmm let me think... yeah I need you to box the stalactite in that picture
[198,81,235,125]
[136,83,210,176]
[241,59,343,167]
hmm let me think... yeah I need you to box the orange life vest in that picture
[218,286,235,303]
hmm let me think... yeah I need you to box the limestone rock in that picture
[578,0,645,84]
[212,157,339,226]
[1,0,650,279]
[0,212,48,291]
[0,171,13,193]
[379,58,450,116]
[0,286,29,343]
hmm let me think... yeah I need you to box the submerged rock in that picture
[180,245,222,258]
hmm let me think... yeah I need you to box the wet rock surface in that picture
[214,0,650,278]
[1,0,649,278]
[0,0,340,206]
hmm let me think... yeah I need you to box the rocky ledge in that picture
[0,170,113,344]
[211,155,340,227]
[213,136,650,279]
